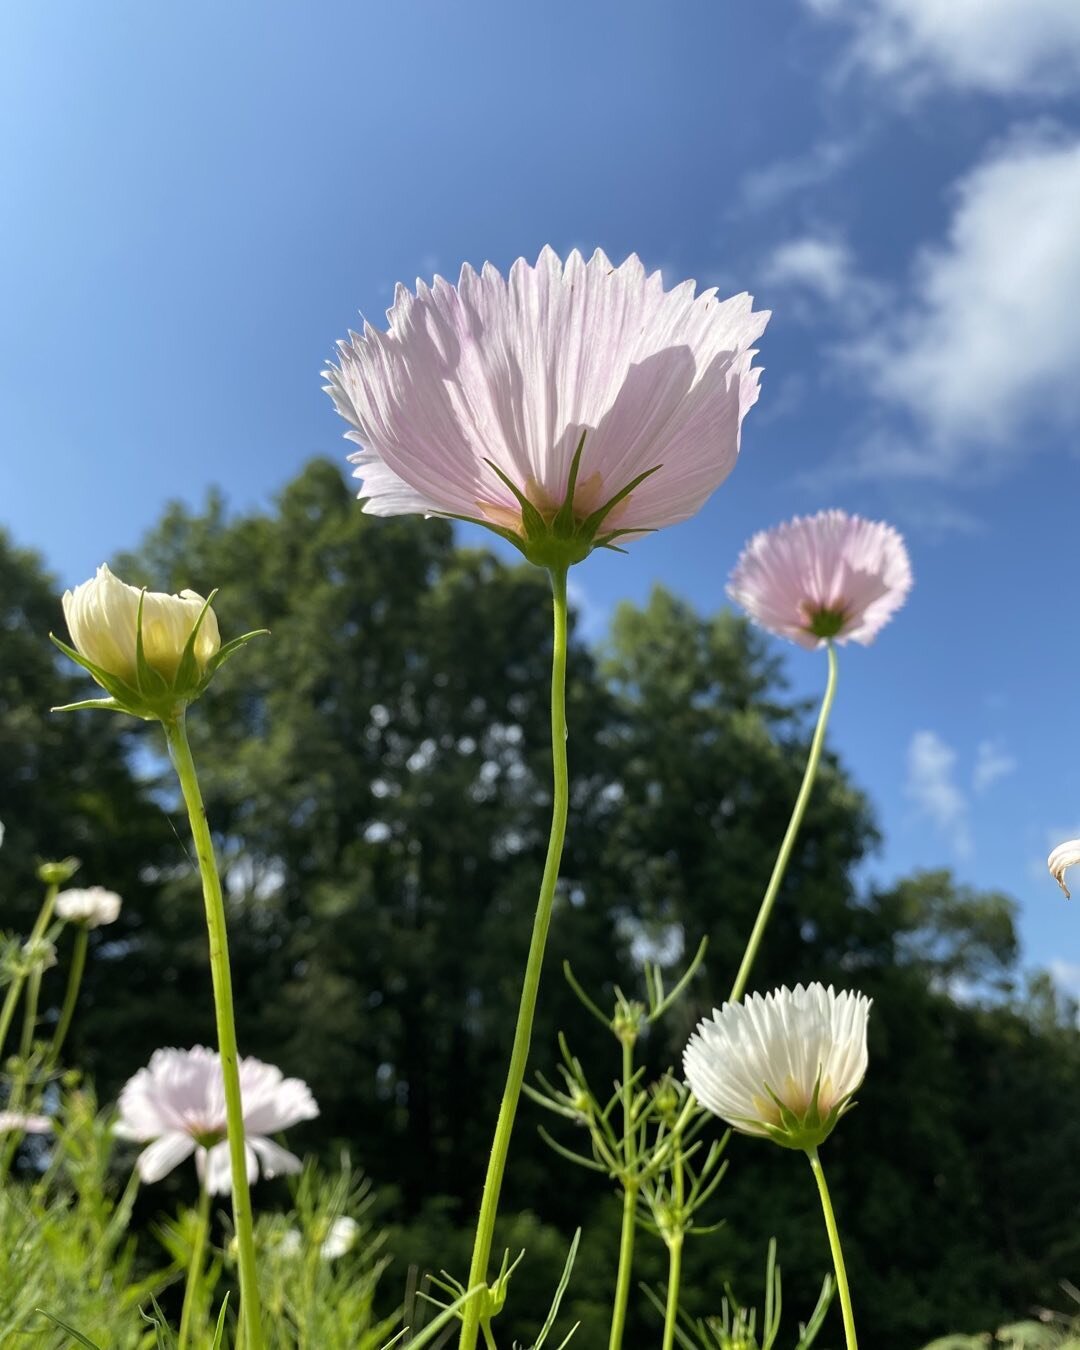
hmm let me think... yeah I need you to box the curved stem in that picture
[179,1184,212,1350]
[14,883,59,1061]
[458,566,571,1350]
[165,716,264,1350]
[0,980,22,1069]
[46,926,88,1069]
[608,1038,638,1350]
[807,1147,858,1350]
[729,643,838,1004]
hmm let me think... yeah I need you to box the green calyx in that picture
[742,1074,856,1153]
[806,607,848,640]
[50,590,268,723]
[453,432,661,570]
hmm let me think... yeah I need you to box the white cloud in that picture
[805,0,1080,96]
[762,234,887,324]
[972,739,1017,793]
[906,730,971,856]
[737,137,859,213]
[844,130,1080,478]
[1049,959,1080,1000]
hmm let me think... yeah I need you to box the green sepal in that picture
[172,588,219,694]
[50,697,127,715]
[201,628,269,679]
[49,634,146,708]
[133,590,170,699]
[551,431,588,539]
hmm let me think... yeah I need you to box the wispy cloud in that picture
[906,730,972,856]
[761,234,888,327]
[736,136,860,213]
[802,0,1080,97]
[972,739,1017,794]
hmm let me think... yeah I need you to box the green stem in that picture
[728,643,838,1004]
[165,715,264,1350]
[608,1035,639,1350]
[179,1185,212,1350]
[46,926,88,1070]
[0,980,22,1069]
[807,1147,857,1350]
[458,566,571,1350]
[13,883,59,1062]
[608,1181,638,1350]
[660,1148,686,1350]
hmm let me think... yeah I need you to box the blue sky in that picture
[3,1,1080,988]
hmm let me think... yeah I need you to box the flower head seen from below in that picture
[53,565,266,722]
[55,886,122,929]
[728,510,912,650]
[325,247,769,569]
[683,983,871,1151]
[114,1046,319,1195]
[1049,839,1080,898]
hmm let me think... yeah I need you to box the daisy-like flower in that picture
[325,247,769,569]
[114,1046,319,1195]
[55,886,122,928]
[683,983,871,1151]
[728,510,912,649]
[1049,839,1080,898]
[0,1111,52,1134]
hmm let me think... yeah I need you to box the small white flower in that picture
[683,983,871,1150]
[55,887,123,928]
[22,938,57,971]
[61,564,220,689]
[1049,840,1080,899]
[320,1216,360,1260]
[278,1227,304,1258]
[114,1046,319,1195]
[0,1111,52,1134]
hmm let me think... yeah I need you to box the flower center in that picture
[804,605,848,639]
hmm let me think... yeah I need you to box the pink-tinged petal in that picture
[728,510,912,649]
[199,1139,259,1196]
[135,1131,196,1183]
[325,248,769,551]
[249,1135,304,1180]
[1049,840,1080,898]
[0,1111,52,1134]
[241,1067,319,1135]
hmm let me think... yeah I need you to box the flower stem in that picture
[46,926,88,1070]
[608,1038,639,1350]
[179,1184,212,1350]
[458,566,571,1350]
[660,1147,686,1350]
[12,883,59,1062]
[728,642,838,1004]
[165,715,264,1350]
[807,1147,858,1350]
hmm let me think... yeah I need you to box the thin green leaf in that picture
[32,1310,105,1349]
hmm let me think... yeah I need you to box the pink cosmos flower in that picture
[114,1046,319,1195]
[728,509,912,649]
[325,248,769,564]
[0,1111,52,1134]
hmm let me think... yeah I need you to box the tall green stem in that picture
[46,926,88,1069]
[6,883,59,1063]
[458,566,571,1350]
[807,1147,858,1350]
[729,643,838,1004]
[179,1185,212,1350]
[608,1037,638,1350]
[165,716,264,1350]
[660,1147,685,1350]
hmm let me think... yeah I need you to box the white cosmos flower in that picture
[114,1046,319,1195]
[683,983,871,1150]
[55,886,122,928]
[0,1111,52,1134]
[62,564,220,689]
[1049,839,1080,898]
[325,247,769,566]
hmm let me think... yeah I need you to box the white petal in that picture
[1049,839,1080,898]
[135,1131,196,1183]
[249,1135,304,1181]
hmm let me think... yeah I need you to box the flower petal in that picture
[135,1131,196,1184]
[1049,839,1080,898]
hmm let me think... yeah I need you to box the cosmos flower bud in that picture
[684,983,871,1152]
[53,564,265,722]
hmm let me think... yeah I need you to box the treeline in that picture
[2,459,1079,1348]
